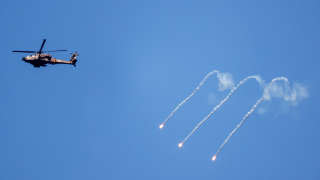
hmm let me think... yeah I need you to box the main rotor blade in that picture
[43,50,68,53]
[12,50,36,53]
[38,39,46,54]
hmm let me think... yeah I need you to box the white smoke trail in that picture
[178,75,263,147]
[159,70,234,129]
[211,97,264,161]
[211,77,289,161]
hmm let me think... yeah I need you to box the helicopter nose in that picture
[22,57,26,61]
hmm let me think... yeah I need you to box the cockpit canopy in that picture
[23,54,38,60]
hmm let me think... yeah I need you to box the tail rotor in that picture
[70,51,78,67]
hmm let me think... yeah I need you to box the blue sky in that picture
[1,0,319,179]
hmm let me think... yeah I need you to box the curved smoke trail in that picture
[211,77,289,161]
[159,70,220,129]
[178,75,263,147]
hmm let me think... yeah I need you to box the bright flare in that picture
[211,155,217,161]
[178,142,183,148]
[159,124,164,129]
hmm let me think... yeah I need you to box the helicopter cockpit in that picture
[23,54,38,61]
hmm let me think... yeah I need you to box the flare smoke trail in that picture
[212,97,264,161]
[179,75,262,147]
[211,77,289,161]
[159,70,220,129]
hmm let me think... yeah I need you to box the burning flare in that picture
[211,155,217,162]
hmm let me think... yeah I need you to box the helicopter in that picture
[12,39,78,68]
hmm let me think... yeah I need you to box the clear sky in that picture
[1,0,319,179]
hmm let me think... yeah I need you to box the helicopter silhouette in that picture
[12,39,78,68]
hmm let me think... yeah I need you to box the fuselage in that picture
[22,54,52,67]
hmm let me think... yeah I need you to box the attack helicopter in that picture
[12,39,78,68]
